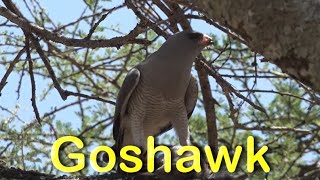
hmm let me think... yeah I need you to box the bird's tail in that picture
[101,144,119,163]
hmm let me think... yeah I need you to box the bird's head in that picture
[159,30,212,58]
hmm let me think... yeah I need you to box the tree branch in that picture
[0,6,150,48]
[0,47,25,95]
[26,36,41,125]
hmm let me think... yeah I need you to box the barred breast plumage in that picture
[122,78,186,145]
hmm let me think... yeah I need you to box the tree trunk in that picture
[193,0,320,92]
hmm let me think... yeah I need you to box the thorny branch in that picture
[26,36,41,125]
[0,47,25,95]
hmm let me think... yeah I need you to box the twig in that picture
[0,142,12,156]
[85,5,122,39]
[30,35,68,100]
[15,60,27,100]
[238,89,320,105]
[42,99,88,118]
[0,106,24,122]
[198,58,267,114]
[26,36,41,125]
[52,5,124,32]
[64,90,116,105]
[236,124,311,134]
[0,47,25,95]
[210,40,229,65]
[126,0,171,39]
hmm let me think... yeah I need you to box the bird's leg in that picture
[130,111,146,151]
[171,109,191,146]
[129,110,149,171]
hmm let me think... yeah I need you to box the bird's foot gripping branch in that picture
[51,136,270,173]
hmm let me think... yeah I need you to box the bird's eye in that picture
[187,32,203,40]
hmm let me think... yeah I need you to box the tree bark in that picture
[193,0,320,92]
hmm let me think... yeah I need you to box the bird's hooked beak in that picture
[199,34,213,46]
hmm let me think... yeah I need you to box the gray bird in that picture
[113,30,212,154]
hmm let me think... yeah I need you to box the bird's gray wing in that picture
[113,68,140,149]
[154,75,198,137]
[185,75,198,118]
